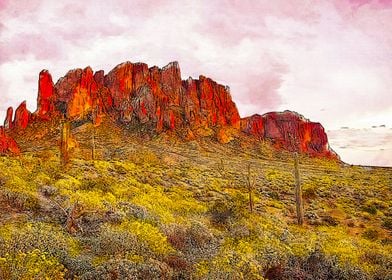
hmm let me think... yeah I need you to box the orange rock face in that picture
[93,70,113,118]
[37,70,55,119]
[54,67,98,118]
[103,61,239,132]
[13,101,30,129]
[8,61,241,134]
[183,76,240,129]
[0,126,20,155]
[1,60,338,159]
[4,107,13,129]
[241,111,337,158]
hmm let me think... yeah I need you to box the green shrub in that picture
[164,223,219,263]
[0,249,66,280]
[303,185,317,199]
[362,228,379,241]
[381,217,392,230]
[87,225,145,258]
[117,201,157,224]
[209,195,248,227]
[80,259,172,280]
[274,250,368,280]
[0,222,79,261]
[0,189,40,211]
[362,205,377,215]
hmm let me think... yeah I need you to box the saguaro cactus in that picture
[294,152,304,225]
[91,104,99,160]
[60,121,71,166]
[91,130,96,160]
[246,163,256,213]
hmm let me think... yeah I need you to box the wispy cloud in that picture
[328,126,392,166]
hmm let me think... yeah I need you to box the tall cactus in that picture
[294,152,304,225]
[247,163,255,213]
[60,121,71,166]
[91,129,96,160]
[91,104,98,160]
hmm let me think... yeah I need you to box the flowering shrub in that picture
[0,249,66,280]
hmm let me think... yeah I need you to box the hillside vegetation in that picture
[0,120,391,279]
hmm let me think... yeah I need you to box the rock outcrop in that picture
[183,76,240,129]
[54,67,98,118]
[241,111,336,157]
[37,70,55,119]
[4,107,13,129]
[103,61,240,132]
[0,126,20,155]
[13,101,30,129]
[1,60,338,159]
[31,61,240,133]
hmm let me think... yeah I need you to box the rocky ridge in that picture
[0,61,337,159]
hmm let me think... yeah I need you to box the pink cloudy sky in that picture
[0,0,391,166]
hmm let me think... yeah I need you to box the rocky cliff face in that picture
[0,60,337,159]
[0,126,20,155]
[36,70,55,119]
[14,101,30,129]
[32,61,240,134]
[241,112,336,158]
[4,107,13,129]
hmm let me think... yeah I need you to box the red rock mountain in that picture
[241,112,336,158]
[0,61,337,159]
[0,127,20,155]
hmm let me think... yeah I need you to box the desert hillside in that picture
[0,118,391,279]
[0,60,390,279]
